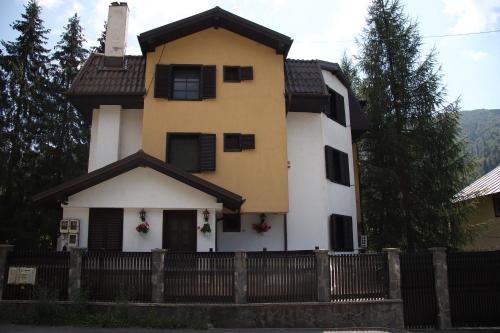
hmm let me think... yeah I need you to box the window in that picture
[494,195,500,217]
[173,67,200,100]
[223,66,254,82]
[330,214,353,251]
[154,64,216,99]
[325,145,350,186]
[224,133,255,152]
[167,133,216,172]
[326,87,346,126]
[223,213,241,232]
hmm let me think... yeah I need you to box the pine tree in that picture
[42,13,89,185]
[0,0,52,246]
[340,52,362,97]
[91,21,107,53]
[358,0,475,250]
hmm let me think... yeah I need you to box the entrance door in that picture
[162,210,197,251]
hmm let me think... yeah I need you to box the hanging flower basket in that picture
[199,222,211,234]
[252,222,271,233]
[136,221,149,233]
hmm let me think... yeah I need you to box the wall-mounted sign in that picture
[7,267,37,285]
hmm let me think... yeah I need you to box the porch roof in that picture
[33,151,244,210]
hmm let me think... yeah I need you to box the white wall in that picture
[88,106,143,172]
[286,70,359,252]
[65,167,223,210]
[119,109,143,159]
[122,208,162,251]
[216,213,285,252]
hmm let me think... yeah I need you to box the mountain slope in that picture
[460,109,500,176]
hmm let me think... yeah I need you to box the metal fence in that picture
[247,251,317,303]
[447,251,500,327]
[329,253,388,302]
[81,251,151,302]
[164,251,234,303]
[400,252,438,330]
[2,250,69,300]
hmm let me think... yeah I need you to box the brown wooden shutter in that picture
[88,208,123,251]
[240,66,253,80]
[343,216,354,251]
[241,134,255,149]
[335,92,346,126]
[154,64,172,98]
[325,146,334,181]
[340,151,350,186]
[199,133,216,171]
[201,65,216,99]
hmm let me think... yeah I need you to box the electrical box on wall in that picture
[69,219,80,233]
[58,218,80,251]
[60,219,69,233]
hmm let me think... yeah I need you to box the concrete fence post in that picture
[430,247,451,329]
[68,247,84,301]
[0,244,14,300]
[151,249,167,303]
[234,250,247,304]
[314,249,330,302]
[383,248,402,299]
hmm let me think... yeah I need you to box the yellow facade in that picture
[464,195,500,251]
[142,28,288,213]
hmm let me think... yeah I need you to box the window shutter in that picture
[343,216,354,251]
[335,92,346,125]
[201,65,216,99]
[106,209,124,251]
[154,64,172,98]
[199,134,216,171]
[241,134,255,149]
[329,214,336,250]
[325,146,334,181]
[88,208,123,251]
[340,151,350,186]
[240,66,254,80]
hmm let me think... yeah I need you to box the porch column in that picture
[430,247,451,329]
[234,250,247,304]
[0,244,14,300]
[68,247,84,301]
[315,249,330,302]
[151,248,167,303]
[383,248,401,299]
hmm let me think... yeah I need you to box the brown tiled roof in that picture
[33,150,244,210]
[285,59,327,95]
[67,53,145,96]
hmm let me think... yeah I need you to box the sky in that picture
[0,0,499,110]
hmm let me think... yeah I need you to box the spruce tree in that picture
[0,0,52,246]
[42,13,89,185]
[358,0,475,250]
[91,21,107,53]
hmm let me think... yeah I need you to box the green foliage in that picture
[358,0,476,250]
[459,109,500,176]
[0,2,89,248]
[91,21,107,53]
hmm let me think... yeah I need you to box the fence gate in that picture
[400,252,438,329]
[447,251,500,327]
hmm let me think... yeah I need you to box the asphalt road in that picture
[1,326,499,333]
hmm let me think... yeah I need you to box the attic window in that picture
[326,87,346,126]
[223,66,253,82]
[173,67,201,100]
[224,133,255,152]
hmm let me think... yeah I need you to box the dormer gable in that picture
[138,6,293,56]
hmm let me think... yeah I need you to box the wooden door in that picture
[163,210,197,251]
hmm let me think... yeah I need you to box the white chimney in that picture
[104,2,129,66]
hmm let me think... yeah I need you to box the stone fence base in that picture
[0,299,404,329]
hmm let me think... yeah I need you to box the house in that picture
[456,165,500,251]
[33,3,368,253]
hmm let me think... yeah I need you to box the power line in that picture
[296,28,500,44]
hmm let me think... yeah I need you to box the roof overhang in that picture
[138,7,293,56]
[67,94,144,120]
[33,151,244,210]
